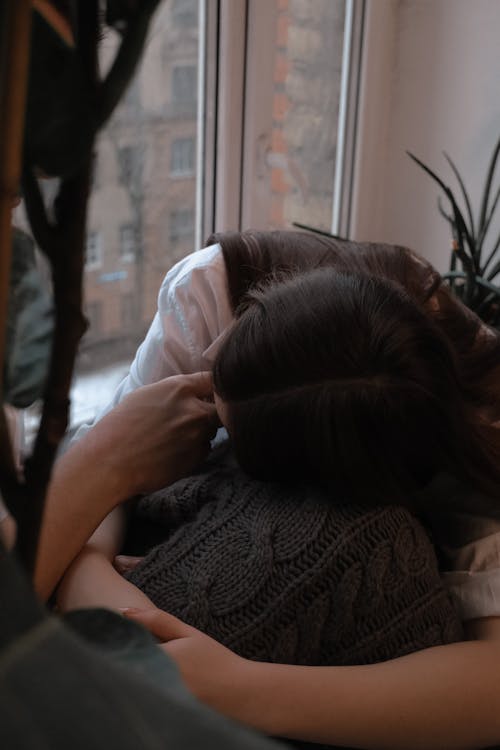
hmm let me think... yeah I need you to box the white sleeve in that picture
[422,473,500,621]
[72,243,233,442]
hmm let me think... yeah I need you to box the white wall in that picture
[352,0,500,272]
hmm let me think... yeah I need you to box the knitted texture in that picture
[127,445,463,666]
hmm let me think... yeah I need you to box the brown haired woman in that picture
[35,231,500,749]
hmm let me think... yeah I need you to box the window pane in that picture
[171,137,195,175]
[245,0,346,232]
[73,1,202,432]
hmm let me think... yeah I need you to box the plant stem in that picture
[15,0,100,576]
[0,1,32,394]
[0,1,32,516]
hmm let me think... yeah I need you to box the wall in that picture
[352,0,500,271]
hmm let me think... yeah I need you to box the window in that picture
[73,1,204,432]
[72,0,355,434]
[85,231,102,270]
[237,0,351,233]
[170,137,195,176]
[172,0,197,28]
[119,224,137,263]
[169,209,195,242]
[172,65,197,111]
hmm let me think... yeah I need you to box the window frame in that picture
[202,0,366,239]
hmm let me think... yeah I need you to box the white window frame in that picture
[199,0,365,240]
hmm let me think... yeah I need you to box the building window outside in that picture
[172,65,197,110]
[172,0,197,27]
[169,209,195,242]
[119,224,137,263]
[85,231,102,270]
[170,137,195,176]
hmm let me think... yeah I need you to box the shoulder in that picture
[156,243,233,370]
[158,243,227,306]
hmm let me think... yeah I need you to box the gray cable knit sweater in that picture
[127,444,463,667]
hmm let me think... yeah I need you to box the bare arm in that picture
[125,609,500,750]
[56,547,155,612]
[35,373,217,600]
[54,504,152,612]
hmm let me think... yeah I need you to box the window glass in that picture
[169,208,195,242]
[119,224,137,263]
[85,231,103,270]
[71,0,201,433]
[243,0,346,232]
[171,137,195,175]
[172,65,197,113]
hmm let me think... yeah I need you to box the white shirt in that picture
[73,243,233,440]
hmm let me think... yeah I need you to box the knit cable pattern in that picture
[128,445,463,666]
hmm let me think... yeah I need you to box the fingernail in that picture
[118,607,140,616]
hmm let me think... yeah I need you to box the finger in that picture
[197,400,219,424]
[114,555,144,574]
[121,607,196,641]
[182,371,214,399]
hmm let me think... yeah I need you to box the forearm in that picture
[35,437,129,601]
[56,546,154,612]
[236,640,500,749]
[34,372,217,601]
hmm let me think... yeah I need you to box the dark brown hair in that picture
[209,230,500,506]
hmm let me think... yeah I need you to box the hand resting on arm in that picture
[35,372,218,601]
[125,608,500,750]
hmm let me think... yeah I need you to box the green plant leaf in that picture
[478,184,500,260]
[291,221,347,240]
[407,152,474,259]
[485,233,500,278]
[478,134,500,231]
[473,276,500,296]
[3,229,54,408]
[437,196,454,226]
[408,151,477,299]
[443,151,475,238]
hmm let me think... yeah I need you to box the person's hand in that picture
[81,372,219,500]
[114,554,144,574]
[122,607,252,720]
